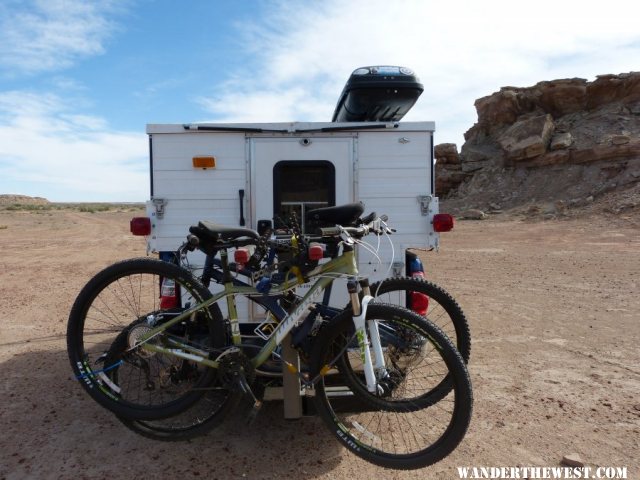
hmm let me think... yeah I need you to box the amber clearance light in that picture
[192,156,216,169]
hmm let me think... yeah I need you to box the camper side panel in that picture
[356,130,437,280]
[148,132,247,252]
[148,131,250,320]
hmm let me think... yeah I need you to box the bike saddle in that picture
[306,202,365,227]
[190,221,260,243]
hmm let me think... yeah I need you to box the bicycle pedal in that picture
[245,400,263,425]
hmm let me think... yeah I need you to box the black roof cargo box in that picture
[332,66,424,122]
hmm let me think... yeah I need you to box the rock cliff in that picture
[436,72,640,217]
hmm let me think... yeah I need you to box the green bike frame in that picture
[138,248,361,372]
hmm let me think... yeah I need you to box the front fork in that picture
[348,279,386,394]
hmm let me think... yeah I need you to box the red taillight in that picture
[308,244,324,261]
[160,277,179,309]
[234,248,250,265]
[130,217,151,236]
[433,213,454,233]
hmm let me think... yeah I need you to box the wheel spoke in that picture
[312,304,472,469]
[67,259,232,425]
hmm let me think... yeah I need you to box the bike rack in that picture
[281,334,303,419]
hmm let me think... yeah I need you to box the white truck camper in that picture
[132,66,453,321]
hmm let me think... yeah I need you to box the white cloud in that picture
[0,91,147,201]
[0,0,123,76]
[200,0,640,146]
[197,86,334,123]
[0,1,145,201]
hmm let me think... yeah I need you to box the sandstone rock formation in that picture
[434,143,466,195]
[436,72,640,215]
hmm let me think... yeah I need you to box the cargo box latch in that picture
[152,198,167,219]
[417,195,432,216]
[391,261,404,277]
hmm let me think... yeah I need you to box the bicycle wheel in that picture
[67,258,232,420]
[310,304,473,470]
[369,277,471,363]
[117,387,239,441]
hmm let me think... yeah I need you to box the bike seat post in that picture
[347,279,361,316]
[219,248,234,283]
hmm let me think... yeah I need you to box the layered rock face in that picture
[436,72,640,213]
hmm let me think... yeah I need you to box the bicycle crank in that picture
[217,350,262,422]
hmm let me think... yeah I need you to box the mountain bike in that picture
[118,236,472,443]
[117,204,471,443]
[67,205,473,470]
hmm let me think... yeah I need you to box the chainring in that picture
[217,349,256,389]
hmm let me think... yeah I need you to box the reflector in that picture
[308,244,324,261]
[160,277,179,309]
[234,248,250,265]
[410,290,429,316]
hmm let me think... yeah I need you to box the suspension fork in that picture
[348,279,386,393]
[360,279,385,374]
[220,250,242,345]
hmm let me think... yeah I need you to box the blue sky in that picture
[1,0,640,201]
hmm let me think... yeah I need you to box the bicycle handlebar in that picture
[182,213,393,259]
[318,226,342,237]
[319,215,394,240]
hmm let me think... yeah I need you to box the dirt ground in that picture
[0,208,638,480]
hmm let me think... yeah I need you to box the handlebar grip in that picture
[346,226,367,237]
[186,234,200,250]
[343,226,360,234]
[319,226,342,237]
[359,212,377,224]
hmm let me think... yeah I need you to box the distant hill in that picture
[0,195,50,206]
[0,195,144,212]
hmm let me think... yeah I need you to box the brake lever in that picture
[378,215,395,235]
[339,229,355,245]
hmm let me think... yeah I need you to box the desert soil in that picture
[0,209,638,480]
